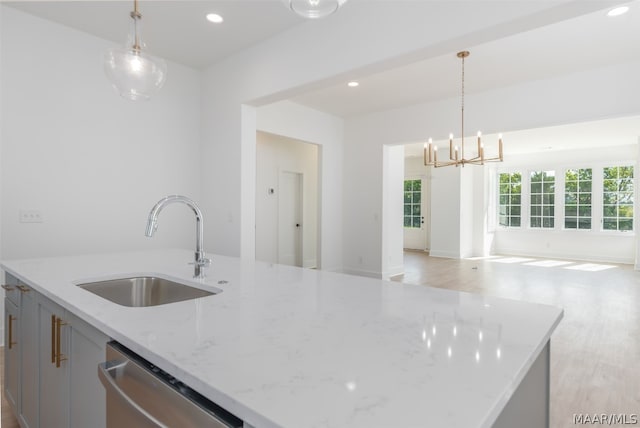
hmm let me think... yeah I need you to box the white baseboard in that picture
[428,250,460,259]
[341,267,383,279]
[382,264,404,280]
[494,248,634,265]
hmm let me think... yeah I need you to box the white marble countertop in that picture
[1,249,562,428]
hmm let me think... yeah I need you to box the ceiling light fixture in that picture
[103,0,167,101]
[607,6,629,16]
[206,13,224,23]
[288,0,347,19]
[347,81,359,87]
[424,51,503,168]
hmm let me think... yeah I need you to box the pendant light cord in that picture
[131,0,141,52]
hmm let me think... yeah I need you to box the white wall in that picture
[255,131,318,268]
[381,145,404,278]
[428,166,462,258]
[0,7,203,337]
[256,101,343,271]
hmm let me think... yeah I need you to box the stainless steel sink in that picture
[77,277,215,307]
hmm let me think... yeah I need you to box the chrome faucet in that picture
[145,195,211,278]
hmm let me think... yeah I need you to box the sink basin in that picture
[77,277,215,307]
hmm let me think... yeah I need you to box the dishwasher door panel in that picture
[99,343,236,428]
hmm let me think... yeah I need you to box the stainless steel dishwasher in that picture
[98,341,244,428]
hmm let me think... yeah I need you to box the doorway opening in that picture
[255,131,319,268]
[403,176,430,251]
[403,149,431,252]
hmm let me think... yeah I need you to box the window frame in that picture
[403,179,422,229]
[495,161,635,237]
[529,169,556,229]
[564,167,593,231]
[497,171,523,228]
[602,165,635,232]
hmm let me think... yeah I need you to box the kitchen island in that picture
[2,249,562,428]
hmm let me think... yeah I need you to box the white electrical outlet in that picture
[19,210,43,223]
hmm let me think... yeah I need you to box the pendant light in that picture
[104,0,167,101]
[288,0,347,19]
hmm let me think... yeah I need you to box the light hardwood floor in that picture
[392,251,640,428]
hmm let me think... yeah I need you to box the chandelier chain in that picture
[461,52,465,159]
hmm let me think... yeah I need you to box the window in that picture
[498,172,522,227]
[404,179,422,228]
[530,170,555,228]
[565,168,592,230]
[603,166,634,231]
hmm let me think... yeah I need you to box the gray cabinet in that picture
[3,275,39,428]
[4,296,19,414]
[4,273,108,428]
[38,296,69,428]
[19,283,38,428]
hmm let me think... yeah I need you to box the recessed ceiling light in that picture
[607,6,629,17]
[347,81,359,88]
[206,13,224,23]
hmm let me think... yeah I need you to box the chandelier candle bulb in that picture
[499,134,503,160]
[449,134,454,160]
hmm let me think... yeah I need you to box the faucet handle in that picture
[189,258,211,267]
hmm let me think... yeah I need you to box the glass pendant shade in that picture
[104,5,166,101]
[289,0,344,19]
[104,48,166,101]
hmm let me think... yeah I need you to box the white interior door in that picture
[403,177,429,250]
[278,171,303,266]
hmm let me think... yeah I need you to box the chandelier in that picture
[424,51,503,168]
[103,0,167,101]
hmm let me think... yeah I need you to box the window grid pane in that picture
[602,166,634,231]
[498,172,522,228]
[403,179,422,229]
[530,170,555,228]
[564,168,592,230]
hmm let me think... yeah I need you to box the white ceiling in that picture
[291,3,640,117]
[4,0,639,145]
[4,1,305,68]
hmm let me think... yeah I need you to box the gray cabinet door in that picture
[38,296,69,428]
[19,284,39,428]
[68,313,107,428]
[4,297,20,415]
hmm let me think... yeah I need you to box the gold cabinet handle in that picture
[8,315,17,349]
[17,285,30,293]
[51,315,56,364]
[1,284,15,291]
[55,317,68,368]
